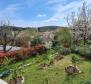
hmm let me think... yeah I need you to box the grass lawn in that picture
[23,55,91,84]
[3,51,91,84]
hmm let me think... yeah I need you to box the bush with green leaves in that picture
[57,28,73,47]
[71,45,79,54]
[71,55,80,66]
[78,46,91,59]
[58,47,71,55]
[87,40,91,45]
[31,36,44,46]
[84,80,91,84]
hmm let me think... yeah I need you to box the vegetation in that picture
[15,29,37,47]
[0,2,91,84]
[57,28,72,47]
[31,36,44,46]
[0,21,19,53]
[67,2,91,45]
[2,52,91,84]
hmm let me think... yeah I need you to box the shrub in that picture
[78,46,91,59]
[84,80,91,84]
[0,44,46,63]
[71,55,80,66]
[31,37,44,46]
[87,40,91,45]
[71,46,79,54]
[59,47,71,55]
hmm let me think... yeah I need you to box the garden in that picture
[0,2,91,84]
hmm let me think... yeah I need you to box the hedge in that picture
[0,44,46,62]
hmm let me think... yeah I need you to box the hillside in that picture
[0,25,67,33]
[0,26,36,31]
[37,26,67,32]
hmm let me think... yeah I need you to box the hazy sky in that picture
[0,0,91,27]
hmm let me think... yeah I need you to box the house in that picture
[0,45,22,61]
[0,45,22,52]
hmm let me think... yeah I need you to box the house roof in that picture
[0,45,22,51]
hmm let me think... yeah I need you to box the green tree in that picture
[31,36,44,46]
[57,28,73,47]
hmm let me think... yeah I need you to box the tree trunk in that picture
[3,44,7,53]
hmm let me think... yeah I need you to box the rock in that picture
[49,60,54,65]
[9,76,24,84]
[39,63,50,69]
[54,55,63,61]
[65,65,81,75]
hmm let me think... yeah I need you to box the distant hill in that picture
[37,26,67,32]
[0,26,36,31]
[9,26,37,31]
[0,25,67,32]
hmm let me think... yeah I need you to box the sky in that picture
[0,0,91,27]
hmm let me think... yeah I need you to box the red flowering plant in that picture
[0,44,46,63]
[34,44,45,54]
[0,52,5,64]
[63,43,70,48]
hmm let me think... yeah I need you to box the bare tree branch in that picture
[0,20,20,53]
